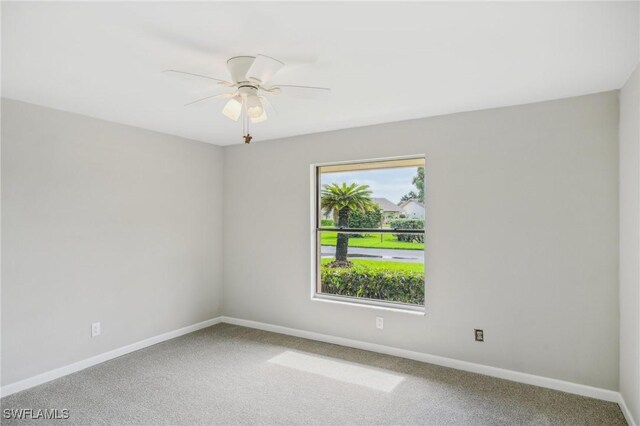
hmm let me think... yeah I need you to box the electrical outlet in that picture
[376,317,384,330]
[474,329,484,342]
[91,322,101,337]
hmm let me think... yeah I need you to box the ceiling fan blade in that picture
[222,96,243,122]
[163,70,234,86]
[245,55,284,85]
[184,92,235,107]
[268,84,331,99]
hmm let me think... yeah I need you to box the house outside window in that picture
[313,157,426,311]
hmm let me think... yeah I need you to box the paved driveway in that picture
[321,245,424,263]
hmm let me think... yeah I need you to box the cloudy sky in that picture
[321,166,419,205]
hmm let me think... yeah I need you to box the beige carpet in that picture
[1,323,626,425]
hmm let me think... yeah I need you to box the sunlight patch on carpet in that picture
[268,351,404,392]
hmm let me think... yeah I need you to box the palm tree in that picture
[321,183,375,266]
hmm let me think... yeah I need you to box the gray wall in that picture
[1,99,224,385]
[619,63,640,422]
[1,91,623,393]
[223,92,620,390]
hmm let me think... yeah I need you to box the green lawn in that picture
[320,232,424,250]
[321,258,424,273]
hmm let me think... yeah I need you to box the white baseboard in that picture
[619,393,638,426]
[220,316,621,403]
[0,317,223,398]
[1,314,627,417]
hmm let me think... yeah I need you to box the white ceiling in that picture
[2,2,639,146]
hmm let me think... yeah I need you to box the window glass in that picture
[315,158,425,309]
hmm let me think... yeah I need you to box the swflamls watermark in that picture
[3,408,70,420]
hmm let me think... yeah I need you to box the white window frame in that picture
[310,155,426,314]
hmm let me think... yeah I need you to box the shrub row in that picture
[389,219,425,243]
[348,206,383,230]
[323,206,384,237]
[321,266,424,305]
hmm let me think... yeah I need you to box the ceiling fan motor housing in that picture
[238,86,258,96]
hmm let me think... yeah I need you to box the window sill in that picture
[311,294,426,315]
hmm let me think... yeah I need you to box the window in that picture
[313,157,425,311]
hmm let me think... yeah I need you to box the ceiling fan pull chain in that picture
[244,114,252,144]
[241,98,252,143]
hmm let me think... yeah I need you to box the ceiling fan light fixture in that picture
[251,109,267,123]
[222,96,243,121]
[245,94,264,119]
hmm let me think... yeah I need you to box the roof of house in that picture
[372,197,403,212]
[399,199,424,208]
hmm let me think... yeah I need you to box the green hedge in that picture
[321,266,424,305]
[389,219,424,243]
[347,205,383,237]
[349,205,383,229]
[321,206,382,232]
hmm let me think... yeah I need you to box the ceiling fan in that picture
[165,55,330,143]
